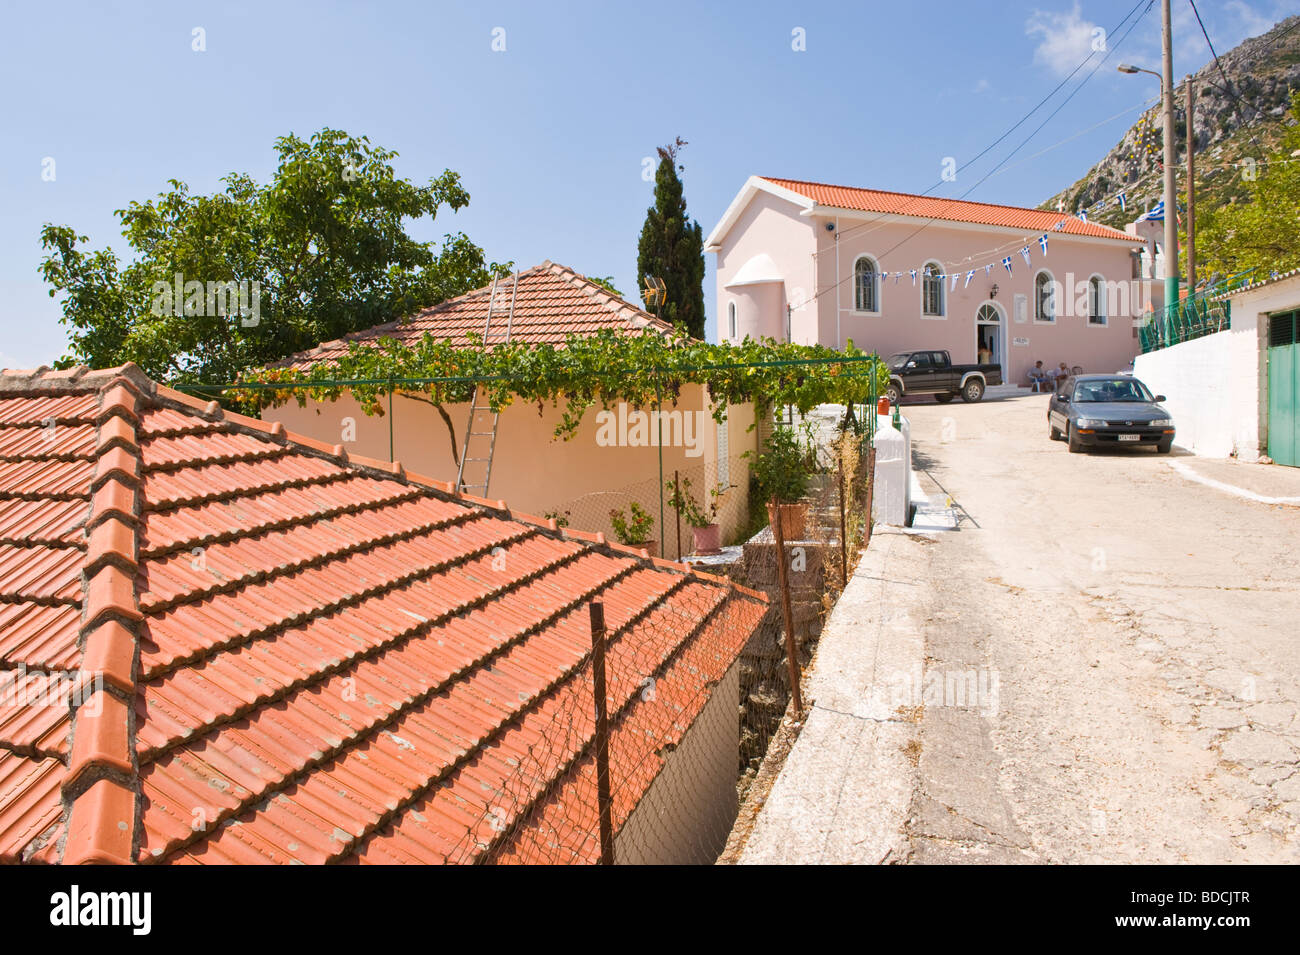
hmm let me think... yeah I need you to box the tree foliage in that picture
[39,128,502,383]
[1196,92,1300,281]
[636,138,706,339]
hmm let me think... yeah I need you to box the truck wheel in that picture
[885,383,902,406]
[960,378,985,403]
[935,393,955,403]
[1067,423,1083,453]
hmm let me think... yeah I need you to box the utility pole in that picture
[1185,74,1196,291]
[1161,0,1180,311]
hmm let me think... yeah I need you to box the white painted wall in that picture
[1133,317,1263,460]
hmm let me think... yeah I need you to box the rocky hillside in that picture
[1042,15,1300,229]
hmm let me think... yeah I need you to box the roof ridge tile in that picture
[60,375,147,864]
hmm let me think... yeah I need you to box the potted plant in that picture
[746,426,809,540]
[608,501,657,557]
[666,475,728,555]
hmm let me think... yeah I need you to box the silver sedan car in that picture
[1048,375,1176,453]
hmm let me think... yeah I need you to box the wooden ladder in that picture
[455,271,518,497]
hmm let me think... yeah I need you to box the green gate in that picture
[1268,309,1300,467]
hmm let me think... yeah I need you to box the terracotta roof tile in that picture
[0,364,766,864]
[279,262,682,372]
[760,176,1138,242]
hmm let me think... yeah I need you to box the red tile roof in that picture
[280,261,679,372]
[0,364,765,864]
[759,177,1137,242]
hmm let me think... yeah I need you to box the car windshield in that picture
[1072,378,1152,403]
[886,353,910,370]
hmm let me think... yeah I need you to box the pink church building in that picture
[705,176,1153,386]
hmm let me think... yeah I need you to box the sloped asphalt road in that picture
[899,391,1300,863]
[741,391,1300,864]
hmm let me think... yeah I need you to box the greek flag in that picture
[951,272,960,292]
[964,269,975,288]
[910,269,917,285]
[1138,201,1164,222]
[1118,192,1127,212]
[1020,246,1032,267]
[985,264,993,277]
[1038,234,1049,256]
[1002,256,1013,274]
[1078,208,1088,222]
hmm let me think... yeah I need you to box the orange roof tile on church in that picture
[758,176,1136,241]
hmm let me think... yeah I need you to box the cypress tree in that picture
[636,137,706,339]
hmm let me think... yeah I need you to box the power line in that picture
[808,0,1155,308]
[1187,0,1283,121]
[824,0,1152,249]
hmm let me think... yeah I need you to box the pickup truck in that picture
[884,350,1002,404]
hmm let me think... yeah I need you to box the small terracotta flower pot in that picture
[691,523,722,555]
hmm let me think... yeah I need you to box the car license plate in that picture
[1118,433,1140,442]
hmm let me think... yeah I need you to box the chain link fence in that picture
[187,373,880,864]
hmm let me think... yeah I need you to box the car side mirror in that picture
[1155,394,1167,402]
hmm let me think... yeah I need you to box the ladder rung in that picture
[464,457,491,462]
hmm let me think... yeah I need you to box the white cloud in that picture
[1124,0,1292,76]
[1026,3,1107,77]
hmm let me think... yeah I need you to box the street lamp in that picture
[1117,63,1158,78]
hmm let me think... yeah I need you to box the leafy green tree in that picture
[585,275,623,297]
[1196,92,1300,282]
[636,137,706,339]
[39,128,503,383]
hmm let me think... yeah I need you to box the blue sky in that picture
[0,0,1290,369]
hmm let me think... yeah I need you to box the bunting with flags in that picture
[1002,256,1013,274]
[1038,234,1049,256]
[964,269,975,288]
[950,273,960,292]
[1019,246,1032,267]
[909,269,917,285]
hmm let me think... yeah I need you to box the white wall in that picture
[1133,319,1262,459]
[614,659,740,864]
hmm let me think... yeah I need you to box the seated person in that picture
[1027,361,1049,389]
[1049,362,1070,381]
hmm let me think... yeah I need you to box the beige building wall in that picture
[613,658,741,865]
[263,385,759,557]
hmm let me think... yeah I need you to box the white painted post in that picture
[872,415,909,526]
